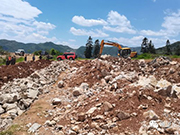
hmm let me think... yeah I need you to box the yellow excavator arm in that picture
[99,40,122,55]
[99,40,136,58]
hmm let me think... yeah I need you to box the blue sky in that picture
[0,0,180,49]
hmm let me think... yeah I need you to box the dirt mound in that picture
[0,59,51,88]
[1,57,180,134]
[67,60,113,87]
[102,56,180,83]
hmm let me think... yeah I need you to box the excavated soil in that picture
[1,57,180,134]
[0,59,51,89]
[67,57,180,88]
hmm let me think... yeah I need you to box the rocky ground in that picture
[0,56,180,135]
[0,59,51,88]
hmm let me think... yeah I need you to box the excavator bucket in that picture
[119,48,131,58]
[130,52,137,58]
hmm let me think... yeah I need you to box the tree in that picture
[50,48,56,55]
[175,45,180,56]
[148,40,156,54]
[0,46,4,54]
[165,40,172,55]
[141,37,149,53]
[141,38,156,54]
[33,50,42,55]
[93,39,100,58]
[84,36,93,58]
[0,46,8,55]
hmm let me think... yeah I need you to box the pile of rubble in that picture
[0,61,69,130]
[0,56,180,135]
[0,59,52,88]
[41,56,180,135]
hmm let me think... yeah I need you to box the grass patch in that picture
[76,57,93,60]
[0,57,6,65]
[133,53,180,60]
[0,124,21,135]
[136,53,152,59]
[171,55,180,58]
[16,57,24,63]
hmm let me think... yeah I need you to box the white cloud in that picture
[0,0,56,43]
[56,40,79,49]
[162,10,180,36]
[147,37,177,48]
[69,39,76,42]
[104,26,136,34]
[72,16,107,27]
[71,10,136,34]
[104,11,136,34]
[140,30,166,36]
[0,32,58,44]
[33,21,56,30]
[107,36,177,48]
[70,27,109,37]
[140,10,180,37]
[108,36,144,47]
[153,0,156,2]
[0,0,42,20]
[107,11,131,27]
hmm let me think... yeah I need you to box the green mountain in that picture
[0,39,141,58]
[0,39,75,53]
[156,41,180,54]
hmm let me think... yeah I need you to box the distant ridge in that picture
[156,41,180,54]
[0,39,142,58]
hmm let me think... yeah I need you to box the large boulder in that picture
[156,79,171,89]
[172,85,180,98]
[28,123,41,133]
[86,107,97,115]
[18,99,34,110]
[77,112,86,122]
[149,56,171,67]
[137,75,157,88]
[58,81,64,88]
[0,94,19,104]
[103,101,113,112]
[154,80,180,98]
[0,105,5,114]
[79,83,89,91]
[143,110,159,120]
[52,98,61,105]
[116,110,130,121]
[3,103,18,111]
[26,89,39,99]
[73,88,82,97]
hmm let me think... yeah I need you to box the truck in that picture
[15,49,25,56]
[57,52,77,61]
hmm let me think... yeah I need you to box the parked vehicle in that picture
[15,49,25,56]
[57,52,77,61]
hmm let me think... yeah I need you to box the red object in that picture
[57,52,77,60]
[8,56,12,61]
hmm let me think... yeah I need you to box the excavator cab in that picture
[118,48,131,58]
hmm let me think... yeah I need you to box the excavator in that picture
[98,40,137,58]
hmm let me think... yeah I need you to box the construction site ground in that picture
[1,57,180,135]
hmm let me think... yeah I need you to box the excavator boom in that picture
[99,40,136,58]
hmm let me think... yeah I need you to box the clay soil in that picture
[0,59,51,89]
